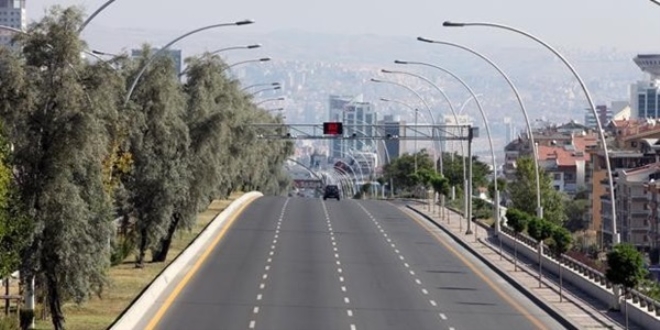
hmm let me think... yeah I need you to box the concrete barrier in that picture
[109,191,263,330]
[496,229,660,329]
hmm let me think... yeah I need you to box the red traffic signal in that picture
[323,122,343,135]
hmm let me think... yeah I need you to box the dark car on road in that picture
[323,185,341,200]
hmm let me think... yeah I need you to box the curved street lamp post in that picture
[242,82,280,92]
[249,85,281,97]
[125,19,254,107]
[370,78,442,175]
[443,20,618,245]
[255,97,285,106]
[418,36,543,220]
[380,69,467,218]
[396,60,499,238]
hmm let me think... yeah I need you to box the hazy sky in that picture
[26,0,660,51]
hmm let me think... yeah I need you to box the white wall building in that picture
[0,0,26,49]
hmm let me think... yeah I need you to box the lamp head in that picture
[381,69,394,74]
[443,21,465,27]
[272,82,281,86]
[236,19,255,25]
[394,60,408,65]
[417,36,434,43]
[273,86,281,90]
[247,44,261,49]
[259,57,271,62]
[370,78,382,83]
[380,98,392,102]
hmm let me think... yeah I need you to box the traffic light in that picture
[323,122,343,135]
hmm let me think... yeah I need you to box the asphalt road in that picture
[150,196,565,330]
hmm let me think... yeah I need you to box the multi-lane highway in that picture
[145,196,565,330]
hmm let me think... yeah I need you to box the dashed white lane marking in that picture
[322,200,356,329]
[354,201,454,329]
[249,198,291,330]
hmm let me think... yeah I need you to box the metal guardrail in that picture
[499,225,660,317]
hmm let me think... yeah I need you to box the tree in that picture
[488,177,507,202]
[382,150,434,192]
[1,7,119,329]
[508,156,565,225]
[564,195,589,232]
[527,217,554,287]
[606,243,647,328]
[440,152,490,189]
[550,226,573,302]
[124,46,190,268]
[151,55,232,262]
[505,208,529,271]
[430,174,450,197]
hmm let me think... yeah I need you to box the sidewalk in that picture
[406,203,638,330]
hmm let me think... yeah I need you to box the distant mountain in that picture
[81,26,648,160]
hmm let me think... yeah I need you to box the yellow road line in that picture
[401,207,549,330]
[145,196,260,330]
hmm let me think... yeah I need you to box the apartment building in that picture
[0,0,26,49]
[614,163,660,250]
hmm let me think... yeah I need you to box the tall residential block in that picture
[327,95,377,161]
[0,0,26,49]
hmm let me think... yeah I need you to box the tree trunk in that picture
[46,273,64,330]
[152,213,181,263]
[136,228,148,268]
